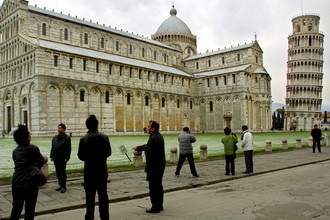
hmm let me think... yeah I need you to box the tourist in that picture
[241,125,254,174]
[50,123,71,193]
[311,124,322,153]
[134,120,166,213]
[175,127,199,177]
[221,127,238,176]
[10,125,46,220]
[78,115,112,220]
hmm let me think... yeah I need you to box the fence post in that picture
[282,139,288,150]
[296,138,302,148]
[308,136,313,148]
[170,147,178,164]
[133,151,143,167]
[265,140,272,152]
[41,155,49,176]
[200,144,208,160]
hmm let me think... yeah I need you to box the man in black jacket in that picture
[78,115,112,220]
[135,120,166,213]
[50,123,71,193]
[311,124,322,153]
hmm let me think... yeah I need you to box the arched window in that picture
[42,23,46,36]
[80,90,85,102]
[64,28,68,40]
[162,97,166,107]
[209,101,213,112]
[105,91,110,103]
[101,37,105,48]
[84,33,88,44]
[145,96,149,106]
[296,25,301,32]
[116,41,119,51]
[127,93,131,105]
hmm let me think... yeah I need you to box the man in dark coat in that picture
[50,123,71,193]
[135,120,166,213]
[78,115,112,220]
[311,124,322,153]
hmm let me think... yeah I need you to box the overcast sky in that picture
[1,0,329,106]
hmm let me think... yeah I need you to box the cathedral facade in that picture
[0,0,272,136]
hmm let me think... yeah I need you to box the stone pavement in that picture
[0,147,329,220]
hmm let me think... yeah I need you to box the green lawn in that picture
[0,130,327,180]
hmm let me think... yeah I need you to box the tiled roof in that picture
[194,64,251,78]
[30,38,192,77]
[28,5,179,52]
[184,42,255,61]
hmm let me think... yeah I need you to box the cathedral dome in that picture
[155,6,192,34]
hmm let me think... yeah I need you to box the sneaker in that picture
[193,174,199,178]
[175,172,180,177]
[60,188,66,193]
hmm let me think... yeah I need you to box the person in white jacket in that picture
[241,125,253,174]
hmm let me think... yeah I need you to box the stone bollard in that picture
[170,147,178,164]
[200,144,208,161]
[265,140,272,152]
[321,137,326,147]
[308,136,313,148]
[133,151,143,167]
[41,155,49,176]
[282,139,288,150]
[296,138,302,148]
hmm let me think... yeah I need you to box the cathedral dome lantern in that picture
[152,5,197,58]
[156,6,192,35]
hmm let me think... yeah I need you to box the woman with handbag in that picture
[10,125,46,220]
[221,127,238,176]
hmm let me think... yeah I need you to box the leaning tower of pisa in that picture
[285,14,324,131]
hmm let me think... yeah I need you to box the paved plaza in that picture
[0,147,329,220]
